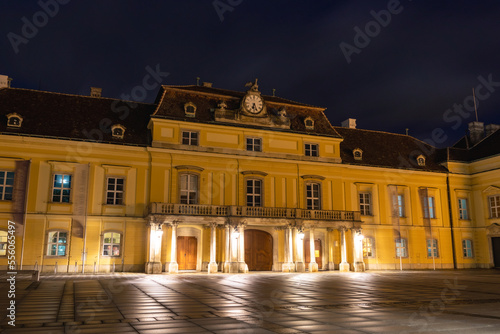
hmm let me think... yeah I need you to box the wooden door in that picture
[177,236,197,270]
[245,229,273,271]
[304,239,322,270]
[492,237,500,268]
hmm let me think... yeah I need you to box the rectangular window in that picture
[103,232,121,256]
[0,231,7,256]
[423,196,436,219]
[47,231,67,256]
[305,143,319,157]
[395,238,408,258]
[106,178,124,205]
[182,131,198,146]
[246,137,262,152]
[359,193,372,215]
[427,239,439,258]
[489,195,500,218]
[458,198,469,220]
[363,237,374,258]
[246,179,262,207]
[180,174,198,204]
[0,171,14,201]
[462,239,473,258]
[52,174,72,203]
[306,183,321,210]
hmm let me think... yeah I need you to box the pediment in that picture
[482,185,500,194]
[487,223,500,236]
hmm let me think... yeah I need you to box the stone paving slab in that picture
[1,270,500,333]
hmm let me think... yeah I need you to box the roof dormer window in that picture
[184,102,197,118]
[111,124,126,139]
[353,148,363,161]
[6,113,22,128]
[304,117,314,130]
[417,155,426,166]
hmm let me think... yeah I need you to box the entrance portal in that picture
[245,229,273,271]
[177,236,197,270]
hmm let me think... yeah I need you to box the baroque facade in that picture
[1,78,499,274]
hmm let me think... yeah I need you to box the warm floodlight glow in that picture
[232,227,240,239]
[297,230,305,240]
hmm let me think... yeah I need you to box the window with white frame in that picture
[102,232,121,256]
[106,178,124,205]
[392,193,405,217]
[304,143,318,157]
[47,231,67,256]
[458,198,469,220]
[246,137,262,152]
[423,196,436,219]
[462,239,473,258]
[182,131,198,146]
[52,174,72,203]
[0,171,14,201]
[395,238,408,258]
[489,195,500,218]
[180,174,198,204]
[306,183,321,210]
[363,237,375,258]
[427,239,439,258]
[359,192,372,215]
[246,179,262,207]
[0,230,7,256]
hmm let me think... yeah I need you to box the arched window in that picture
[111,124,126,139]
[47,231,68,256]
[102,232,121,256]
[417,154,426,166]
[6,113,23,128]
[184,102,197,117]
[304,117,314,130]
[353,148,363,161]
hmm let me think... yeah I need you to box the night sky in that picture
[1,0,499,147]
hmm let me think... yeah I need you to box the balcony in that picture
[149,203,361,222]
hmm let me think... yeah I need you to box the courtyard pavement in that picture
[1,270,500,333]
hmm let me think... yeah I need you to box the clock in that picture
[243,94,264,114]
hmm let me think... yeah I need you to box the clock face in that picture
[244,95,263,114]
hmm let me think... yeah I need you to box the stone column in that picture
[295,227,305,272]
[352,229,366,272]
[224,223,231,273]
[168,222,179,273]
[237,224,248,273]
[208,223,218,274]
[339,227,350,272]
[282,225,295,272]
[327,228,336,270]
[145,218,163,274]
[309,227,318,272]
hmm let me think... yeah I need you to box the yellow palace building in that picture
[1,77,499,274]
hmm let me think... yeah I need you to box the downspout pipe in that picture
[446,173,457,269]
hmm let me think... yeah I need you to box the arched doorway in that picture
[304,239,322,270]
[245,229,273,271]
[177,236,197,270]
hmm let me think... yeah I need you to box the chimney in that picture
[341,118,357,129]
[468,121,484,145]
[0,75,9,88]
[202,82,213,88]
[90,87,102,97]
[485,124,500,137]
